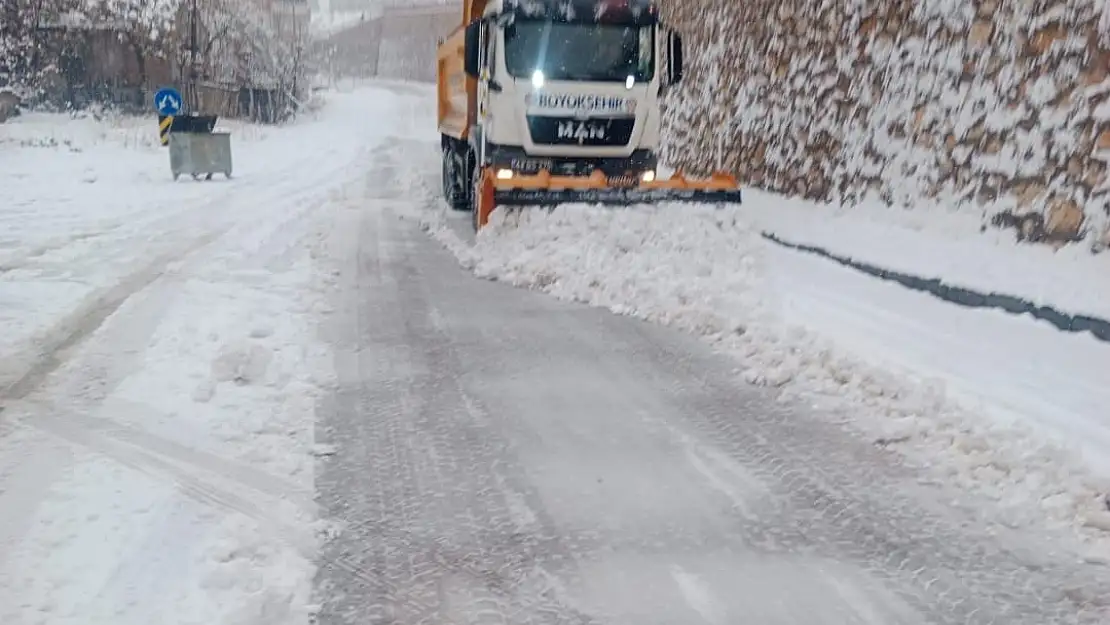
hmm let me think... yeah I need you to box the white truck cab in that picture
[441,0,685,208]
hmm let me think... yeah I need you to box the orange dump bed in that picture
[436,27,474,141]
[437,0,488,141]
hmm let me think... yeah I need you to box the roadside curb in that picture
[761,232,1110,344]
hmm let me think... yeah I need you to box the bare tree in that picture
[182,0,309,120]
[0,0,76,98]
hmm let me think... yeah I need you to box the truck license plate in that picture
[510,158,554,173]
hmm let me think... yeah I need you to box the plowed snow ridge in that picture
[423,196,1110,563]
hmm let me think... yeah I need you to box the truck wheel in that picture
[470,164,481,232]
[440,149,452,199]
[442,147,468,211]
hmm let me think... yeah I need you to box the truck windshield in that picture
[504,21,654,83]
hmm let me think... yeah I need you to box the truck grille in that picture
[527,116,635,147]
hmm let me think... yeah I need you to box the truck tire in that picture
[470,163,482,232]
[442,146,469,211]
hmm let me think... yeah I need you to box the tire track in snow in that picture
[31,413,314,544]
[5,410,395,600]
[36,410,313,505]
[7,165,369,517]
[0,135,365,411]
[0,229,226,406]
[314,149,596,625]
[0,115,359,408]
[1,175,355,457]
[0,229,116,275]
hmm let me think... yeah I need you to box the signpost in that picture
[154,87,182,116]
[154,87,183,146]
[153,85,232,181]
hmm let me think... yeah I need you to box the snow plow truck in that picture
[437,0,744,230]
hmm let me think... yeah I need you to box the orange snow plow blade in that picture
[474,169,743,229]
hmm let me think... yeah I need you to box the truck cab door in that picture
[477,21,492,119]
[476,20,494,163]
[463,19,491,151]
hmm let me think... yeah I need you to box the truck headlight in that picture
[641,170,656,182]
[531,70,545,89]
[496,169,514,180]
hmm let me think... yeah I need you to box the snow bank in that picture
[0,100,332,390]
[422,201,1110,561]
[0,86,402,625]
[743,190,1110,321]
[0,205,333,625]
[0,109,272,152]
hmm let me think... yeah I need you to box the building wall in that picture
[660,0,1110,242]
[316,4,456,82]
[315,16,383,78]
[36,26,172,111]
[266,0,312,41]
[377,5,458,82]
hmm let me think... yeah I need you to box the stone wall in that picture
[661,0,1110,245]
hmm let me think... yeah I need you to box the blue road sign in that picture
[154,87,183,116]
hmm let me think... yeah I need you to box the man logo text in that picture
[558,121,606,142]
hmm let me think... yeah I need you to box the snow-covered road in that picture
[0,84,426,624]
[2,82,1109,625]
[315,138,1107,624]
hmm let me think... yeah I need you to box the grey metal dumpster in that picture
[169,131,233,181]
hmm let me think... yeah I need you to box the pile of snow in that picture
[422,200,1110,562]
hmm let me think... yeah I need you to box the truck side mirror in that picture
[669,31,684,85]
[464,21,481,77]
